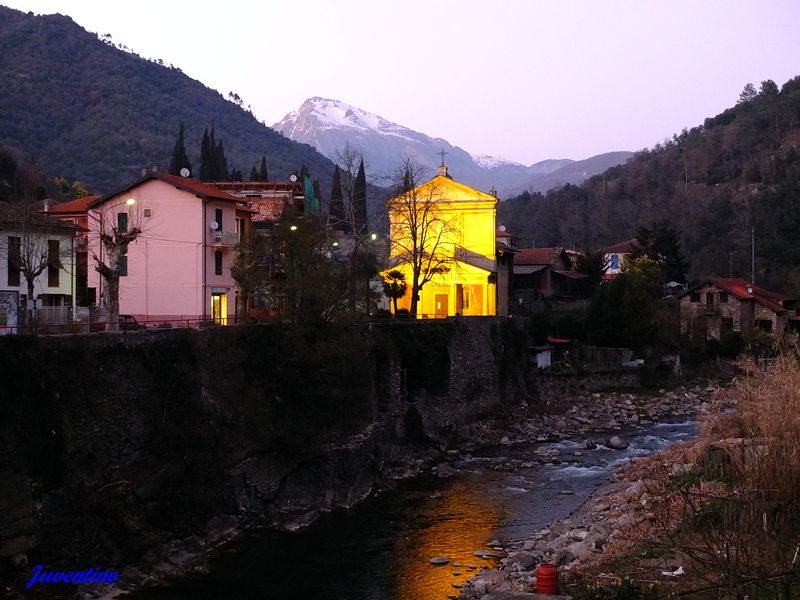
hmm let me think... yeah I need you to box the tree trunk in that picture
[409,281,419,317]
[26,277,35,331]
[105,275,120,332]
[236,287,249,323]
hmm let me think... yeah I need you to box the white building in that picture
[0,202,78,332]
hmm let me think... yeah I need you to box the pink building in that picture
[88,172,254,324]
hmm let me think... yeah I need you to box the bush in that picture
[719,331,745,357]
[575,576,659,600]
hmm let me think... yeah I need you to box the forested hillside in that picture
[0,6,334,193]
[499,78,800,293]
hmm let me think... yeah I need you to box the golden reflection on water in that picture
[394,479,502,600]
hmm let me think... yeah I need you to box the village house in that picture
[387,164,504,317]
[679,277,799,342]
[207,179,306,318]
[44,195,100,306]
[512,247,587,305]
[87,171,255,325]
[0,202,79,333]
[602,238,641,279]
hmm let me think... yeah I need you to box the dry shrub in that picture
[640,357,800,593]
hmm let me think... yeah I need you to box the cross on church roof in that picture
[439,148,448,167]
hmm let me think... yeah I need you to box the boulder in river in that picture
[429,556,450,565]
[607,435,628,449]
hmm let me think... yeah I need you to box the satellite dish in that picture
[289,174,298,182]
[209,221,219,231]
[179,167,191,178]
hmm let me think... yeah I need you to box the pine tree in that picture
[352,158,367,234]
[169,123,191,176]
[199,128,212,180]
[330,165,346,232]
[250,166,259,182]
[259,156,268,181]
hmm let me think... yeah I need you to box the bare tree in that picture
[386,157,460,317]
[331,143,381,317]
[334,142,361,234]
[230,230,274,322]
[90,199,148,332]
[0,197,76,330]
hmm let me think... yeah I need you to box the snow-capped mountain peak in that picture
[471,154,524,170]
[273,97,632,197]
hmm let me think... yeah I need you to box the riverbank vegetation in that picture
[574,356,800,598]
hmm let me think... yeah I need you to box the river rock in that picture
[607,435,628,449]
[429,556,450,565]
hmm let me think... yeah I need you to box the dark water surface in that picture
[129,420,696,600]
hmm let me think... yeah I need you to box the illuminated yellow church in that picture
[386,164,500,318]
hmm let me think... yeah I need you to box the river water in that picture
[130,419,696,600]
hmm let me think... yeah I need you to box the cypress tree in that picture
[214,139,229,181]
[353,158,367,234]
[199,128,211,180]
[169,123,191,176]
[259,156,269,181]
[250,165,259,182]
[330,165,346,232]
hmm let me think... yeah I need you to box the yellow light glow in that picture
[394,483,499,600]
[125,198,136,206]
[370,233,378,241]
[387,174,498,318]
[290,225,298,231]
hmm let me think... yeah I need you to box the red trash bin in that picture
[535,562,558,595]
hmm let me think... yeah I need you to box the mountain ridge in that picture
[273,97,633,197]
[0,6,335,193]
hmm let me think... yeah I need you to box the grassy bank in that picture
[573,357,800,599]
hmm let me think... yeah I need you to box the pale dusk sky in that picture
[3,0,799,165]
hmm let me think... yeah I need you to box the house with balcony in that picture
[44,195,100,306]
[0,202,79,333]
[679,277,798,342]
[87,171,254,324]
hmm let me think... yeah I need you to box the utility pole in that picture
[751,227,755,284]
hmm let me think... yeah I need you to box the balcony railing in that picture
[208,230,239,247]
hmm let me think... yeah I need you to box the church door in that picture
[435,294,449,318]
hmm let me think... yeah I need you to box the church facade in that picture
[386,165,498,318]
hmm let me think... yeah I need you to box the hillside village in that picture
[2,6,800,599]
[1,155,798,361]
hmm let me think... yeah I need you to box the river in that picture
[129,419,696,600]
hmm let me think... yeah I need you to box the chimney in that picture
[141,167,147,176]
[152,165,159,173]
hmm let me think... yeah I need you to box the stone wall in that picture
[0,318,533,576]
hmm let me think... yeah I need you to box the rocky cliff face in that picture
[0,318,533,585]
